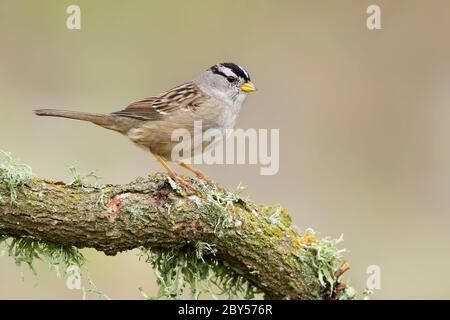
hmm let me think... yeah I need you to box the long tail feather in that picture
[34,109,129,133]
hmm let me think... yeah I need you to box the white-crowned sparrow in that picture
[35,62,256,188]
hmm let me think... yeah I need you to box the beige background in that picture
[1,0,450,299]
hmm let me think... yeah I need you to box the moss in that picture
[0,151,33,204]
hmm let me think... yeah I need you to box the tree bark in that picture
[0,171,349,300]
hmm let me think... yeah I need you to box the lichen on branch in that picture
[0,152,354,300]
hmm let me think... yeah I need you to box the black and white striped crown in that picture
[210,62,251,82]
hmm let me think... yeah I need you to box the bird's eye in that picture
[227,76,237,83]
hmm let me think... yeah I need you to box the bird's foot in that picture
[167,172,196,192]
[178,162,226,192]
[196,174,226,193]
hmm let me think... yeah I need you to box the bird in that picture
[34,62,257,189]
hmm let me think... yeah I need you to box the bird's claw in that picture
[168,173,197,192]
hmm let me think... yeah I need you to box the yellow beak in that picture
[240,82,257,93]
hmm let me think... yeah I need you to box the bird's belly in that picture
[126,105,238,161]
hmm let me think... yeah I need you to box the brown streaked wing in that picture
[110,82,207,121]
[110,97,161,121]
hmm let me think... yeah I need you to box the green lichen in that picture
[96,189,109,207]
[81,278,112,300]
[189,181,251,236]
[139,243,261,300]
[297,229,347,295]
[68,166,101,188]
[0,153,354,299]
[0,236,113,300]
[0,236,85,275]
[0,151,32,204]
[161,179,355,299]
[340,286,357,300]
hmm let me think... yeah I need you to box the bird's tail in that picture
[34,109,129,133]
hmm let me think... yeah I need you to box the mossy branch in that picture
[0,153,353,300]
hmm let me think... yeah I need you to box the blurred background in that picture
[1,0,450,299]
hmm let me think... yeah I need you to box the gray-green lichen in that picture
[68,166,101,188]
[139,242,261,300]
[296,229,353,298]
[136,181,264,299]
[0,151,32,204]
[0,236,114,300]
[0,236,85,275]
[0,152,355,300]
[138,179,354,300]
